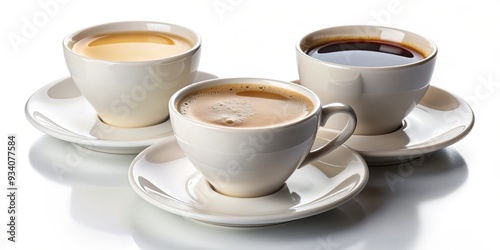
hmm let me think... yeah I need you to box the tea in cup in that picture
[63,21,201,128]
[296,25,437,135]
[168,78,357,198]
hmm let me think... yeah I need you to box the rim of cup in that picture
[296,25,438,70]
[62,21,202,64]
[169,78,323,131]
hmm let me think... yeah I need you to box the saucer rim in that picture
[25,76,173,154]
[128,136,369,226]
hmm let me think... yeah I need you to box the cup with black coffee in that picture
[296,25,437,135]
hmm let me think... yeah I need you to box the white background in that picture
[1,0,499,249]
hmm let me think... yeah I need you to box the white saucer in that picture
[25,77,172,154]
[316,85,475,166]
[128,136,368,227]
[25,72,217,154]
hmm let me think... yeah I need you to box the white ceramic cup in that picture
[168,78,357,198]
[296,25,437,135]
[63,21,201,128]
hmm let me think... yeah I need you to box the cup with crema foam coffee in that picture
[296,25,437,135]
[168,78,357,198]
[63,21,201,128]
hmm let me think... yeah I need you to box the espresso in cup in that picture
[72,31,193,62]
[178,83,314,128]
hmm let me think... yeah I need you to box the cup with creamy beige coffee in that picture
[169,77,357,198]
[63,21,201,128]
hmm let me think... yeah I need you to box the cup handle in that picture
[298,103,357,168]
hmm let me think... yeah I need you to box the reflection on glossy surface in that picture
[29,135,134,186]
[28,134,467,249]
[29,135,137,235]
[47,77,81,99]
[419,86,460,111]
[187,174,303,214]
[131,195,368,250]
[70,184,136,234]
[129,136,369,226]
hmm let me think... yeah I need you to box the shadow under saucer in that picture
[27,133,468,249]
[29,135,137,235]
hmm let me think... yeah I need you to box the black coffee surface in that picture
[307,40,424,67]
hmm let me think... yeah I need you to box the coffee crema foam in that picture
[72,31,192,62]
[178,84,314,128]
